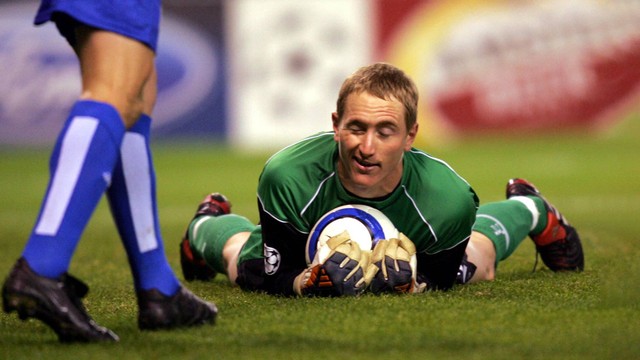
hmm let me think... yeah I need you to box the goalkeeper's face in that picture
[333,91,417,199]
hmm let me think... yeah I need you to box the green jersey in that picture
[252,132,478,295]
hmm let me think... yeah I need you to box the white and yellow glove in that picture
[294,231,370,297]
[364,233,425,294]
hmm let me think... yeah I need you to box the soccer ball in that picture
[306,204,398,265]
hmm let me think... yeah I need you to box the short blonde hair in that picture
[336,63,419,129]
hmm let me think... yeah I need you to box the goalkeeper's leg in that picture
[186,214,255,284]
[460,233,496,284]
[459,196,542,284]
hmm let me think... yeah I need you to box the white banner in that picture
[226,0,373,150]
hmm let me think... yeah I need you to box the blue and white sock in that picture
[23,100,125,278]
[107,114,180,296]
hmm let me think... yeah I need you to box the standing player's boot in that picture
[2,258,119,343]
[137,286,218,330]
[506,178,584,271]
[179,193,232,281]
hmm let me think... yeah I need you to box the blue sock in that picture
[107,114,180,296]
[23,100,125,278]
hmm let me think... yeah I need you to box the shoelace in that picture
[532,251,540,273]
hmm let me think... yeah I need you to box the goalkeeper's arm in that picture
[416,238,469,291]
[258,201,313,296]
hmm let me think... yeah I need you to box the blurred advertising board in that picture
[376,0,640,147]
[0,0,227,145]
[1,0,638,148]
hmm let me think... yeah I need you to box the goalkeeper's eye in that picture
[345,123,366,135]
[377,127,395,139]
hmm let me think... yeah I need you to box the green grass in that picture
[1,115,639,359]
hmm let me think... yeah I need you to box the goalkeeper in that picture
[178,63,583,296]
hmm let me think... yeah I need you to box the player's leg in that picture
[75,28,154,127]
[106,63,175,288]
[186,213,255,284]
[459,177,584,285]
[2,27,143,343]
[107,113,181,295]
[222,232,252,284]
[459,232,497,283]
[18,28,152,273]
[180,193,233,281]
[506,178,584,271]
[115,131,219,330]
[457,195,541,284]
[100,53,217,330]
[19,99,126,277]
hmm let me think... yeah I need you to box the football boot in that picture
[2,258,119,343]
[506,178,584,271]
[137,286,217,330]
[180,193,231,281]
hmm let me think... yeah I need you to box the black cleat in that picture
[137,286,217,330]
[180,238,217,282]
[506,178,584,271]
[2,258,119,343]
[180,193,231,281]
[191,193,232,218]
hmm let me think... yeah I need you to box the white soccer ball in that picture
[305,204,399,265]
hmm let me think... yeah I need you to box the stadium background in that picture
[1,1,639,356]
[1,0,638,150]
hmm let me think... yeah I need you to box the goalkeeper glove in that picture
[294,231,370,297]
[364,233,425,294]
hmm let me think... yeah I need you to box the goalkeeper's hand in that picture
[294,231,370,297]
[364,233,426,294]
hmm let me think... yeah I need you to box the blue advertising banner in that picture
[0,0,227,145]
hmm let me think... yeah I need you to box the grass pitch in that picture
[0,116,639,359]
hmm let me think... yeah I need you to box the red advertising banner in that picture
[375,0,640,146]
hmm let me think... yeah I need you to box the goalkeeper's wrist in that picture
[293,267,313,296]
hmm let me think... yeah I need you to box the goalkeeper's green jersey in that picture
[244,132,479,295]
